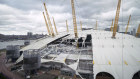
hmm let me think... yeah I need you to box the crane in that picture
[136,24,140,37]
[42,12,51,35]
[125,15,131,34]
[52,17,58,35]
[66,20,69,32]
[112,0,121,38]
[71,0,78,38]
[43,3,55,37]
[110,19,113,31]
[80,21,82,31]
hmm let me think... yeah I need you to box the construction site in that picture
[0,0,140,79]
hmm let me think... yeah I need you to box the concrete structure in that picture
[6,45,20,61]
[23,50,41,71]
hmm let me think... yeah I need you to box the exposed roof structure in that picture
[16,30,140,79]
[20,32,69,51]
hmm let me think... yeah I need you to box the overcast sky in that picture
[0,0,140,35]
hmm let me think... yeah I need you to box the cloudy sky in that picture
[0,0,140,35]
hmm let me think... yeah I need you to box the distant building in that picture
[0,32,45,41]
[27,32,33,38]
[104,25,119,32]
[104,28,111,31]
[117,25,120,32]
[131,28,136,36]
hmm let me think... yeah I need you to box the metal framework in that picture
[71,0,78,38]
[43,3,55,37]
[125,15,131,34]
[112,0,121,38]
[53,17,58,35]
[43,12,51,35]
[136,24,140,37]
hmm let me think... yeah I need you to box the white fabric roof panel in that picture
[54,53,69,63]
[92,30,140,79]
[20,33,69,51]
[66,54,79,60]
[79,55,93,60]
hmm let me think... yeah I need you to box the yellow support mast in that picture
[66,20,69,32]
[136,24,140,37]
[125,15,131,34]
[80,21,82,31]
[112,0,121,38]
[111,19,113,31]
[43,3,55,37]
[96,20,98,30]
[52,17,58,35]
[71,0,78,38]
[42,12,51,35]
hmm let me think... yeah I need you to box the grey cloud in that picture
[0,0,140,35]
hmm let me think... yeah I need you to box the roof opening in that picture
[96,72,115,79]
[132,71,140,79]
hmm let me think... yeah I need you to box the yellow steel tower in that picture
[71,0,78,38]
[136,24,140,37]
[112,0,121,38]
[80,21,82,31]
[43,3,55,37]
[66,20,69,32]
[96,20,98,30]
[53,17,58,35]
[43,12,51,35]
[111,19,113,31]
[125,15,131,34]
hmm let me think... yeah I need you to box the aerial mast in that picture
[43,3,55,37]
[53,17,58,35]
[112,0,121,38]
[71,0,78,38]
[125,15,131,34]
[42,12,51,35]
